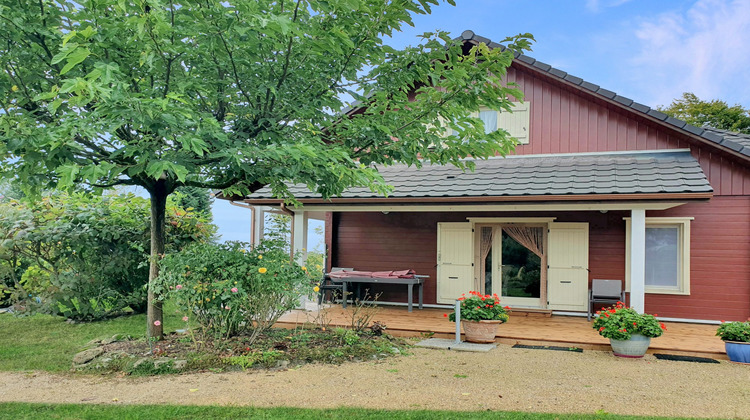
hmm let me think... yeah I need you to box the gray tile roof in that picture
[459,30,750,160]
[249,150,712,201]
[702,127,750,150]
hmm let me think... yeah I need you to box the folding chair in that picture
[588,279,626,321]
[317,267,353,305]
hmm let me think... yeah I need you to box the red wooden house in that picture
[238,31,750,323]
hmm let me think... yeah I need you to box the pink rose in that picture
[153,320,161,326]
[176,284,183,290]
[231,287,238,293]
[182,316,189,322]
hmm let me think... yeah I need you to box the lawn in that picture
[0,403,693,420]
[0,304,186,372]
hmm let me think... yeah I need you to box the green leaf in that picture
[57,164,80,188]
[60,48,90,75]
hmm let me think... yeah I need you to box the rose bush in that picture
[157,240,311,342]
[592,302,665,340]
[447,291,510,322]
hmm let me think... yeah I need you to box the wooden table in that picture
[329,275,429,312]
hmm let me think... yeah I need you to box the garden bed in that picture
[74,326,410,375]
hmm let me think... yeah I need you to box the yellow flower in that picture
[258,267,267,274]
[316,264,321,270]
[313,286,320,293]
[11,85,18,92]
[302,266,307,271]
[206,298,210,302]
[241,249,246,253]
[258,255,263,259]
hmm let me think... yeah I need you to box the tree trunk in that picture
[147,180,168,340]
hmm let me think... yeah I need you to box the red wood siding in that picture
[331,200,750,321]
[505,65,750,196]
[645,197,750,321]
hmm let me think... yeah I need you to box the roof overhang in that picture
[239,198,703,214]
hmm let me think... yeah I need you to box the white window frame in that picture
[625,217,692,295]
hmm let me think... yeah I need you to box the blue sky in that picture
[213,0,750,242]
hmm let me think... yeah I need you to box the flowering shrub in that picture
[716,321,750,342]
[157,240,311,342]
[446,291,510,322]
[592,302,665,340]
[0,192,214,320]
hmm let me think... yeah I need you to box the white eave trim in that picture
[282,202,688,213]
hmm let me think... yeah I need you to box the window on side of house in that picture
[625,217,692,295]
[435,102,530,144]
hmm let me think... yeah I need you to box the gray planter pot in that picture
[609,333,651,358]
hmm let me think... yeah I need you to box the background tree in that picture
[658,92,750,134]
[174,186,213,221]
[0,0,532,338]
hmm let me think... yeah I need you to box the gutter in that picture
[241,192,713,206]
[229,201,256,244]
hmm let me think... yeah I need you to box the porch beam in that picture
[629,209,646,313]
[271,202,688,213]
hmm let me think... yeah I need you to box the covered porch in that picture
[277,305,728,360]
[240,149,720,321]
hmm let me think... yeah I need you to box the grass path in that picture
[0,306,186,371]
[0,402,692,420]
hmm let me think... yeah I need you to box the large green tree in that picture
[658,92,750,134]
[0,0,531,338]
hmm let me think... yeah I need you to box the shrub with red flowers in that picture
[447,291,510,323]
[592,302,665,340]
[715,321,750,342]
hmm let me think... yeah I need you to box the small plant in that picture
[447,291,510,322]
[224,350,284,370]
[716,321,750,342]
[348,290,382,333]
[592,302,665,340]
[334,328,361,346]
[311,305,333,331]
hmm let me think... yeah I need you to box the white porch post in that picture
[252,206,265,246]
[292,210,309,265]
[629,209,646,313]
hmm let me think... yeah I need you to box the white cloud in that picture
[629,0,750,107]
[586,0,633,13]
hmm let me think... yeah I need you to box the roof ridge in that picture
[458,30,750,160]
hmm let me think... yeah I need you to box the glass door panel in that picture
[480,225,544,308]
[501,231,541,298]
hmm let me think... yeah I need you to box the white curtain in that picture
[479,110,498,134]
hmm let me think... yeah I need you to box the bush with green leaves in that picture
[0,192,214,319]
[716,321,750,343]
[157,241,311,343]
[592,302,666,340]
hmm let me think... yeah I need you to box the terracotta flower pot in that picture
[609,333,651,358]
[462,319,503,343]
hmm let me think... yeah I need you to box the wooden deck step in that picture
[509,308,553,317]
[277,305,727,359]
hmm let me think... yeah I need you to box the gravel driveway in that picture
[1,345,748,418]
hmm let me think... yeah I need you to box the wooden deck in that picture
[277,305,728,360]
